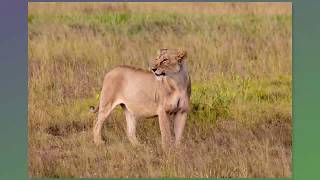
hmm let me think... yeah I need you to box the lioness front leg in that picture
[174,111,187,146]
[158,110,173,148]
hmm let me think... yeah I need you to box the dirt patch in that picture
[46,121,91,137]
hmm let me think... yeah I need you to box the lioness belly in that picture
[121,87,158,117]
[124,101,158,118]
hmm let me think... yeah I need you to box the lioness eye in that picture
[160,59,168,65]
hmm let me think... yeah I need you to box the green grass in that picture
[190,75,291,127]
[28,3,292,178]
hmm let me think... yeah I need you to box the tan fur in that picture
[92,49,191,148]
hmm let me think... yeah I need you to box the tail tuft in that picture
[89,106,98,113]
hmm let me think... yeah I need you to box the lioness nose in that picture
[152,68,157,72]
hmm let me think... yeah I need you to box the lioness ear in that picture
[177,49,187,62]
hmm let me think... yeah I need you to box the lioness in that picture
[91,48,191,148]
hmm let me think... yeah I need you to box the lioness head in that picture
[150,48,187,79]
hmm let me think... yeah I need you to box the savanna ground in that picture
[28,2,292,178]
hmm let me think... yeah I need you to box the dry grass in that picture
[28,2,292,178]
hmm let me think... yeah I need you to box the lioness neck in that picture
[164,62,190,91]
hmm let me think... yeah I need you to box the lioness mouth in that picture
[155,72,165,76]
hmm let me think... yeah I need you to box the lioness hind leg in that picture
[123,106,140,146]
[93,103,114,146]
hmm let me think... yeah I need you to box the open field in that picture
[28,2,292,178]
